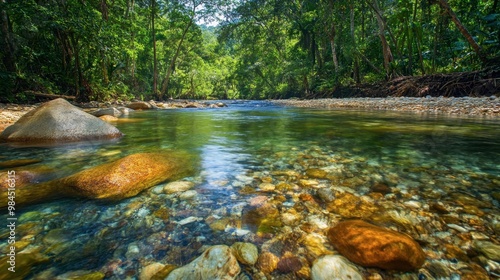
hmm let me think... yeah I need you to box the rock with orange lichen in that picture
[3,151,194,207]
[327,220,426,271]
[61,152,193,200]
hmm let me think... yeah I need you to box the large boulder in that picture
[327,220,426,271]
[0,98,122,143]
[165,245,240,280]
[61,152,193,200]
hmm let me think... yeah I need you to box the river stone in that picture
[60,152,193,200]
[472,240,500,261]
[258,182,276,192]
[311,255,363,280]
[327,220,426,271]
[256,251,279,274]
[231,242,259,265]
[127,101,153,110]
[99,115,119,122]
[165,245,240,280]
[54,270,105,280]
[0,252,49,280]
[163,181,195,194]
[306,168,328,179]
[0,158,42,168]
[326,192,378,218]
[0,98,122,143]
[92,107,122,117]
[139,263,166,280]
[0,166,61,207]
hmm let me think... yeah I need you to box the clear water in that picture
[1,101,499,279]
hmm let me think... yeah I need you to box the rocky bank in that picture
[274,96,500,116]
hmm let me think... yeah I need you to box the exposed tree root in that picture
[326,67,500,98]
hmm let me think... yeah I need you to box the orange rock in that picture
[327,220,426,271]
[61,152,193,200]
[256,252,279,274]
[99,115,119,122]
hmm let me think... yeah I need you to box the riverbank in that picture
[274,96,500,116]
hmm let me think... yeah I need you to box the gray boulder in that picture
[0,98,123,143]
[91,107,122,118]
[127,101,153,110]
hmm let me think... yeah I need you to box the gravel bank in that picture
[274,97,500,116]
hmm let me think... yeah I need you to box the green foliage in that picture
[0,0,497,101]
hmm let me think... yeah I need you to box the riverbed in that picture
[0,100,499,279]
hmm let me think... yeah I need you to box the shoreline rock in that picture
[0,98,123,143]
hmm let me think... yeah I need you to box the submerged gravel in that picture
[274,97,500,116]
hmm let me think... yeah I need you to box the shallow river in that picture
[1,101,499,279]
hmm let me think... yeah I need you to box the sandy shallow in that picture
[273,97,500,117]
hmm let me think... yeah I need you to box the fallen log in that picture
[24,91,76,101]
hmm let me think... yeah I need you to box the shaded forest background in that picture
[0,0,499,102]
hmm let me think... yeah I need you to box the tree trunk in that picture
[159,18,193,99]
[350,4,361,84]
[70,34,88,102]
[437,0,486,63]
[370,0,393,78]
[151,0,158,98]
[327,23,339,74]
[0,0,16,73]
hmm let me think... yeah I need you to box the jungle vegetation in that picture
[1,0,499,102]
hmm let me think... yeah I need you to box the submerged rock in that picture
[472,240,500,261]
[311,255,363,280]
[61,152,194,200]
[0,252,49,280]
[165,245,240,280]
[54,270,105,280]
[231,242,259,265]
[163,181,195,194]
[0,158,42,169]
[0,165,61,207]
[326,192,378,218]
[327,220,426,271]
[0,98,122,143]
[277,252,303,273]
[256,251,279,274]
[305,168,328,179]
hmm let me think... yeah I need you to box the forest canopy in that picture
[1,0,499,102]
